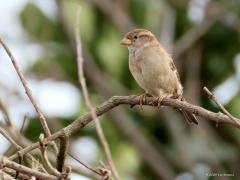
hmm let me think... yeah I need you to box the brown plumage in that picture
[121,28,198,124]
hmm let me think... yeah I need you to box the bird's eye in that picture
[133,35,138,40]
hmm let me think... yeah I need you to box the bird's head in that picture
[120,29,156,51]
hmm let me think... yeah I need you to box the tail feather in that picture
[179,96,198,125]
[181,110,198,125]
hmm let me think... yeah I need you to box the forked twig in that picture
[0,126,47,173]
[0,156,58,180]
[203,86,240,127]
[39,134,61,177]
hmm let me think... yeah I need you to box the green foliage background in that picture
[11,0,240,179]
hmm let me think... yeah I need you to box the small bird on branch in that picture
[121,29,198,124]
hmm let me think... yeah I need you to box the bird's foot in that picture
[139,93,147,110]
[133,93,151,110]
[156,94,173,108]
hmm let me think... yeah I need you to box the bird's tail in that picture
[181,110,198,124]
[179,97,198,125]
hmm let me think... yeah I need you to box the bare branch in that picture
[0,37,58,154]
[0,126,47,173]
[61,165,72,180]
[39,134,61,177]
[0,156,58,180]
[68,153,101,176]
[203,87,240,128]
[20,114,28,133]
[0,127,21,151]
[75,6,119,180]
[8,95,240,161]
[0,170,15,180]
[98,162,112,180]
[0,99,12,127]
[3,168,30,180]
[57,132,69,172]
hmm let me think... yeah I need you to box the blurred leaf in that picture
[60,0,97,44]
[128,0,147,26]
[202,24,239,85]
[97,27,126,78]
[29,43,79,85]
[116,143,140,176]
[20,2,66,42]
[228,93,240,118]
[175,8,191,39]
[24,118,43,142]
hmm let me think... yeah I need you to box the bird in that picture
[120,28,198,124]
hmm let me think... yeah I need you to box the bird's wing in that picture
[169,59,183,97]
[169,60,181,84]
[137,50,177,96]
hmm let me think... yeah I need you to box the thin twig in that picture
[20,114,28,133]
[56,132,69,172]
[3,168,30,180]
[0,156,58,180]
[203,87,240,127]
[39,134,61,177]
[0,126,47,173]
[8,95,240,161]
[75,6,119,180]
[68,153,101,176]
[0,127,21,151]
[14,153,22,179]
[61,165,72,180]
[0,37,58,154]
[98,161,112,180]
[0,99,12,127]
[0,170,15,180]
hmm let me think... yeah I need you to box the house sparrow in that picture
[120,29,198,124]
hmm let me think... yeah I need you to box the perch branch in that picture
[75,6,119,180]
[8,95,240,161]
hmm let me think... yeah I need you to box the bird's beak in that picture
[120,38,132,46]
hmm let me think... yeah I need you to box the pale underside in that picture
[129,45,183,98]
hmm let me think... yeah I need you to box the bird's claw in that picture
[139,94,147,110]
[156,97,164,108]
[156,94,173,108]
